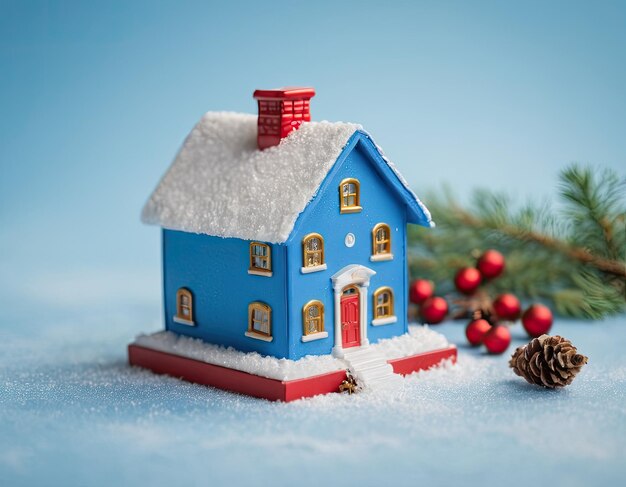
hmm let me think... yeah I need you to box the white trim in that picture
[301,331,329,342]
[330,264,376,358]
[247,269,273,277]
[344,233,356,247]
[370,253,394,262]
[331,264,377,289]
[371,316,398,326]
[300,263,327,274]
[332,288,342,356]
[359,282,369,349]
[245,331,273,342]
[173,316,195,326]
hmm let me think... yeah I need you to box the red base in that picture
[128,344,457,402]
[388,346,457,375]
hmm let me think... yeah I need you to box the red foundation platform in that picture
[128,344,457,402]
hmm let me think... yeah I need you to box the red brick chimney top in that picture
[253,87,316,150]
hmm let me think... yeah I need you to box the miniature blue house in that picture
[142,88,433,362]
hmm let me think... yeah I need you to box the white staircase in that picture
[341,347,401,389]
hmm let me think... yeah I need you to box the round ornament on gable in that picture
[345,233,356,247]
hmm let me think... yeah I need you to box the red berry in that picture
[493,293,521,321]
[409,279,434,305]
[420,296,448,324]
[454,267,482,294]
[465,319,492,346]
[477,250,505,279]
[522,304,553,337]
[483,325,511,354]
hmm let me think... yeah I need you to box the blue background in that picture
[1,0,625,311]
[1,1,625,485]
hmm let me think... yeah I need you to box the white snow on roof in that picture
[142,112,431,243]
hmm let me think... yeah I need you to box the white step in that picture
[343,348,375,359]
[346,356,383,368]
[343,348,384,361]
[341,346,398,389]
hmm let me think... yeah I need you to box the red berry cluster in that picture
[456,249,506,295]
[409,279,448,324]
[460,251,553,354]
[410,249,555,355]
[458,250,511,353]
[467,302,553,354]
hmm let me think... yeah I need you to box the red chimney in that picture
[253,87,316,150]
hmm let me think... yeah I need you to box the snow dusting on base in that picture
[133,332,345,381]
[132,325,450,381]
[373,324,450,360]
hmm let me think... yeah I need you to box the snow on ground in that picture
[1,301,624,487]
[132,325,450,380]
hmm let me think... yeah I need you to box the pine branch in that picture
[559,164,626,262]
[408,164,626,319]
[449,202,626,277]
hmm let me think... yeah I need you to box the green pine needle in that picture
[409,163,626,319]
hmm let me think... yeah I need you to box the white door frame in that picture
[331,264,376,358]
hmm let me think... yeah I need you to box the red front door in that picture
[341,287,360,348]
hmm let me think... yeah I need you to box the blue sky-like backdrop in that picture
[1,0,625,315]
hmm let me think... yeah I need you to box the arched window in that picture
[371,223,393,261]
[373,287,395,321]
[302,300,324,336]
[339,178,361,213]
[174,288,195,326]
[246,302,272,341]
[249,242,272,276]
[302,233,326,273]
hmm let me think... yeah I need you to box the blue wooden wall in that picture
[285,133,409,359]
[163,230,290,358]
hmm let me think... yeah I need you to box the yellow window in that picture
[373,287,394,319]
[302,300,324,336]
[249,242,272,274]
[372,223,391,255]
[302,233,325,268]
[248,302,272,338]
[339,178,362,213]
[174,288,194,325]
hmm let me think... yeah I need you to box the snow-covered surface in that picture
[1,296,624,486]
[141,112,432,242]
[132,325,450,380]
[133,331,345,380]
[375,324,450,359]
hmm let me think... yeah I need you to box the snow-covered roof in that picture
[141,112,432,243]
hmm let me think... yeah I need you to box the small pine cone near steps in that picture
[509,335,588,388]
[338,374,359,394]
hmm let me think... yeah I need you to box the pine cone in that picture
[338,374,359,394]
[509,335,588,388]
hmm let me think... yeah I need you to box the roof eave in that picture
[353,130,434,228]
